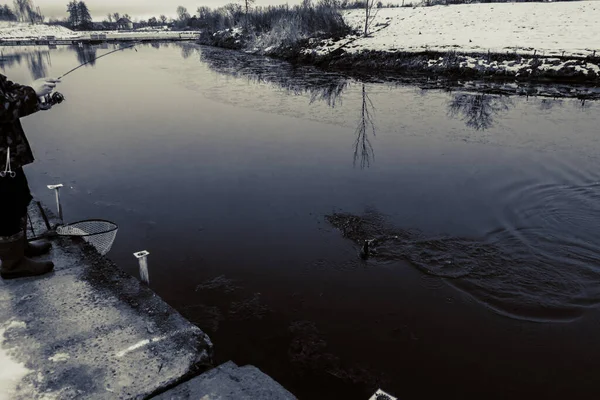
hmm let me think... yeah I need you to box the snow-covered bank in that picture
[276,2,599,87]
[314,2,600,58]
[0,22,79,40]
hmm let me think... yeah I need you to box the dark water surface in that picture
[5,43,600,399]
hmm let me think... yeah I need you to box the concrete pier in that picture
[0,202,296,399]
[155,361,297,400]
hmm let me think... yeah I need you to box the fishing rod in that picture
[58,42,139,80]
[43,42,139,106]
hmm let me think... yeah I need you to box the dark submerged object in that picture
[360,240,370,260]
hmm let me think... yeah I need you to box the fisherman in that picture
[0,74,60,279]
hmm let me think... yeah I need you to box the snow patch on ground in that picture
[48,353,70,363]
[0,324,32,400]
[5,320,26,330]
[309,2,600,57]
[422,54,599,77]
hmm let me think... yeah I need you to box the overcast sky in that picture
[33,0,303,21]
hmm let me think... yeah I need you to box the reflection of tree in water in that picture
[539,98,563,111]
[142,43,375,166]
[193,44,350,109]
[308,81,346,108]
[0,49,52,78]
[577,98,594,110]
[0,52,23,71]
[447,93,514,131]
[180,45,197,59]
[540,97,594,111]
[75,45,97,67]
[354,84,376,169]
[27,51,50,79]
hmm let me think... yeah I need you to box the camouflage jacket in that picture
[0,74,39,172]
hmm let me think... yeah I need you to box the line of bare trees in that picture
[12,0,43,23]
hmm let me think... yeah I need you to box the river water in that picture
[4,43,600,399]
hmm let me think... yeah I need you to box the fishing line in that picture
[28,42,141,254]
[43,42,139,105]
[58,42,139,80]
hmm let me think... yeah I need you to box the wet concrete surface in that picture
[0,203,214,399]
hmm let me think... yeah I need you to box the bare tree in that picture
[13,0,33,22]
[112,12,119,22]
[176,6,189,22]
[32,5,43,23]
[106,13,112,23]
[160,14,167,24]
[243,0,255,32]
[354,84,376,168]
[364,0,377,35]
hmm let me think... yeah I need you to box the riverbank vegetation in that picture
[197,1,351,51]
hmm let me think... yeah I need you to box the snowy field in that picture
[313,1,600,58]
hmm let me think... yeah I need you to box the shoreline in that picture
[195,33,600,100]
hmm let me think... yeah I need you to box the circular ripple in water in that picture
[477,169,600,321]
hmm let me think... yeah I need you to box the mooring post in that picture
[134,250,150,285]
[47,184,64,222]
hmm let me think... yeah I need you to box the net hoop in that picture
[55,219,118,236]
[55,219,119,256]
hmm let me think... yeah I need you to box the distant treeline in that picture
[4,0,44,23]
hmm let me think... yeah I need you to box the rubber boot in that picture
[0,232,54,280]
[23,218,52,257]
